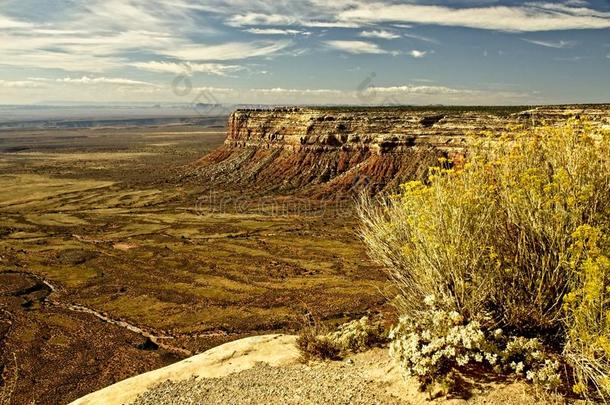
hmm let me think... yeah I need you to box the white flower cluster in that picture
[327,316,387,353]
[502,336,561,391]
[526,359,562,390]
[389,295,562,393]
[389,296,492,384]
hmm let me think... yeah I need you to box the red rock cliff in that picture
[192,106,610,198]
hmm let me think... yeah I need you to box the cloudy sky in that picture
[0,0,609,105]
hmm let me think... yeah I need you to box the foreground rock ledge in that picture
[70,335,299,405]
[71,334,551,405]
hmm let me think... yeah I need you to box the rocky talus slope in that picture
[190,105,610,198]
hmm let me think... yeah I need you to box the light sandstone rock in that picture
[69,334,299,405]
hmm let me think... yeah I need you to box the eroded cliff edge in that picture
[191,105,610,198]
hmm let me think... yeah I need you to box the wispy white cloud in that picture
[195,83,531,103]
[29,76,157,86]
[245,28,308,35]
[302,21,360,28]
[0,4,182,73]
[227,12,359,28]
[412,78,435,83]
[0,79,44,88]
[215,1,610,33]
[55,76,157,86]
[130,61,244,76]
[0,0,608,105]
[359,30,400,40]
[0,14,32,29]
[251,87,344,96]
[523,39,578,48]
[553,56,587,61]
[0,29,177,62]
[161,41,291,61]
[337,2,610,32]
[0,77,538,105]
[402,32,440,45]
[325,40,388,54]
[0,50,125,72]
[227,13,296,27]
[0,2,292,74]
[562,0,590,6]
[363,84,478,95]
[408,50,428,58]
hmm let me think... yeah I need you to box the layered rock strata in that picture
[192,105,610,197]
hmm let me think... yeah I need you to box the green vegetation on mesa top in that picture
[239,104,610,117]
[307,105,531,115]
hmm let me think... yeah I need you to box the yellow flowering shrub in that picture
[563,225,610,398]
[359,120,610,399]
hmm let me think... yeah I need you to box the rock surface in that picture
[69,334,299,405]
[191,105,610,197]
[72,333,555,405]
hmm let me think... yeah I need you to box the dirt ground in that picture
[0,125,388,404]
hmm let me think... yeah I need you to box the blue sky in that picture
[0,0,609,105]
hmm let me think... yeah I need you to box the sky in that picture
[0,0,609,106]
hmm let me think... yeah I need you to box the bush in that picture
[296,327,342,362]
[563,225,610,398]
[500,336,561,391]
[297,316,388,361]
[389,296,491,395]
[389,296,561,396]
[359,120,610,399]
[327,316,388,353]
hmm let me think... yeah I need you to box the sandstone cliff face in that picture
[193,106,610,198]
